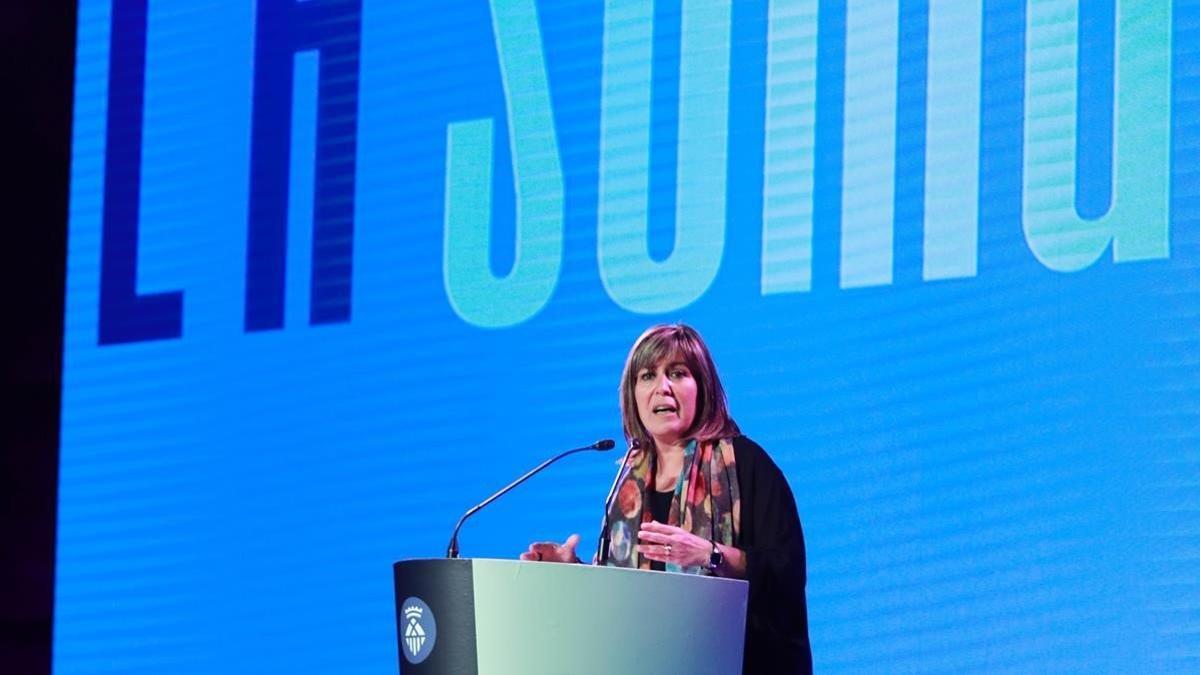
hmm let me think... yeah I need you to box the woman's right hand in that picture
[519,533,581,563]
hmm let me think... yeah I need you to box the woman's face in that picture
[634,355,698,448]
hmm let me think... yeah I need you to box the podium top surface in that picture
[396,556,748,586]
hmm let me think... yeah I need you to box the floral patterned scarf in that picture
[603,438,741,574]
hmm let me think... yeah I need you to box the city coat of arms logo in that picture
[400,597,437,664]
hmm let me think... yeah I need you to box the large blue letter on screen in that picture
[923,0,981,281]
[245,0,361,331]
[762,0,819,295]
[443,0,564,329]
[839,0,898,289]
[1022,0,1171,271]
[98,0,182,345]
[598,0,731,314]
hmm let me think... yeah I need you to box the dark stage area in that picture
[1,2,75,673]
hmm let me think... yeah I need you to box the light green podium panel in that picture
[473,559,748,675]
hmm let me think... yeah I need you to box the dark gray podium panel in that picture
[394,559,478,674]
[394,558,748,675]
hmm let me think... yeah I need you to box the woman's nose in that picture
[655,374,673,392]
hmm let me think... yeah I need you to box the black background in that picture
[1,1,75,673]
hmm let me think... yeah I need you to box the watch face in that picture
[709,544,723,568]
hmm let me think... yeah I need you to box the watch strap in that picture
[707,539,723,571]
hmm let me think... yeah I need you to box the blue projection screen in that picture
[58,0,1198,672]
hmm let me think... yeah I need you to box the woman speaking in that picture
[521,324,812,673]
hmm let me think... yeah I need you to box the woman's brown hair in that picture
[619,324,740,450]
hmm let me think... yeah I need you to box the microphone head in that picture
[593,439,616,450]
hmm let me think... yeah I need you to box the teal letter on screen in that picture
[840,0,898,289]
[923,0,981,281]
[598,0,731,314]
[444,0,564,328]
[762,0,819,295]
[1022,0,1171,271]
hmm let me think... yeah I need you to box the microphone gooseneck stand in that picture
[596,438,641,566]
[446,439,616,559]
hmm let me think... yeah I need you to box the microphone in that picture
[446,439,616,559]
[596,438,641,566]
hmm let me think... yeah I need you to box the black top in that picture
[729,435,812,675]
[648,489,673,572]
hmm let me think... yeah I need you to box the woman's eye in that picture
[670,369,687,379]
[639,371,654,381]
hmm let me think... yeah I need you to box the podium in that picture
[393,558,749,674]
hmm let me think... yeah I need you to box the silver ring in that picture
[664,545,672,556]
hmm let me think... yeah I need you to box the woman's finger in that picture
[521,541,560,562]
[636,544,671,560]
[636,529,669,544]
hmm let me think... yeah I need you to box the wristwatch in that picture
[707,540,724,572]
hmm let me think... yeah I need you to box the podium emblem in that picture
[400,596,437,664]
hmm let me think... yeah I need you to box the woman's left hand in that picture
[636,521,711,568]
